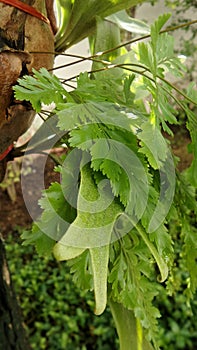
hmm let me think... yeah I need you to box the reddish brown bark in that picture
[0,0,55,180]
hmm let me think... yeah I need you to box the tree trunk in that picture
[0,1,56,347]
[0,237,31,350]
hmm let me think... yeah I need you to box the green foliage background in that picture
[6,233,118,350]
[5,232,197,349]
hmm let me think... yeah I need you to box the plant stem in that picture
[109,299,154,350]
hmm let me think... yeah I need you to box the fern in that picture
[14,13,197,349]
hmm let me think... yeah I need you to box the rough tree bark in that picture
[0,0,55,181]
[0,237,31,350]
[0,1,55,347]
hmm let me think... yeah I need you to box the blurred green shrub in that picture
[155,220,197,350]
[5,231,197,349]
[156,289,197,349]
[5,234,118,350]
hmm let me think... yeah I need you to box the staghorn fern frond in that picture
[55,0,147,52]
